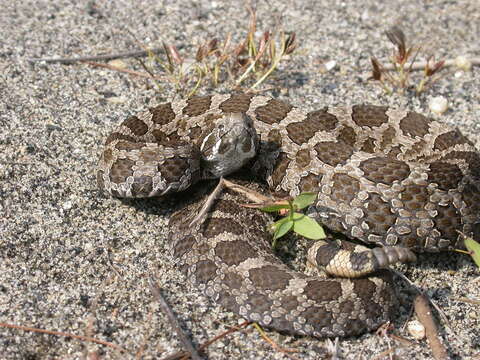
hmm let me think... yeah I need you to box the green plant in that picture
[464,236,480,268]
[370,26,445,95]
[260,192,325,249]
[143,6,297,96]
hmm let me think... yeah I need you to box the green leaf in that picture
[260,203,290,212]
[291,212,326,240]
[273,218,293,240]
[292,192,317,210]
[465,236,480,268]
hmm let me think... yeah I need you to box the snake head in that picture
[200,112,259,179]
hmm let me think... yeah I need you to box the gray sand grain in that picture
[1,1,479,359]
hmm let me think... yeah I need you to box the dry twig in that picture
[0,322,126,353]
[148,276,202,360]
[414,294,449,360]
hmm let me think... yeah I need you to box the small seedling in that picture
[260,192,326,249]
[464,236,480,268]
[370,26,445,95]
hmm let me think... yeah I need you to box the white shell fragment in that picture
[429,96,448,115]
[407,320,426,339]
[454,55,472,71]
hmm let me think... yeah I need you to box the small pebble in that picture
[429,96,448,115]
[454,55,472,71]
[407,320,426,339]
[319,60,337,73]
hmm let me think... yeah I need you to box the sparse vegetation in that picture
[142,5,297,96]
[370,26,446,95]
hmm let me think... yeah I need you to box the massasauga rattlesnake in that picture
[97,93,480,337]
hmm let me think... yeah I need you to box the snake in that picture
[96,93,480,337]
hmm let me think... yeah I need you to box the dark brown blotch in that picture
[351,105,388,128]
[427,161,463,190]
[360,157,410,184]
[248,265,293,291]
[400,184,428,211]
[271,152,290,188]
[363,193,396,236]
[110,158,135,184]
[361,138,376,153]
[105,132,137,145]
[123,115,148,136]
[434,201,462,243]
[434,129,470,151]
[115,141,145,151]
[183,95,213,117]
[314,141,353,167]
[219,93,254,113]
[214,239,258,266]
[303,279,342,303]
[131,175,153,196]
[298,173,321,193]
[254,99,293,125]
[337,126,357,147]
[194,259,218,283]
[152,129,185,147]
[149,103,177,125]
[330,173,360,204]
[286,108,337,145]
[295,148,311,168]
[160,156,189,183]
[399,112,431,137]
[441,151,480,178]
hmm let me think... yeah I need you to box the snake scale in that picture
[97,93,480,337]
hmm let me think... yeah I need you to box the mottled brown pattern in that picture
[160,157,189,183]
[271,152,290,188]
[98,93,479,339]
[298,173,321,192]
[115,140,146,151]
[361,138,376,153]
[194,260,218,283]
[434,202,462,241]
[303,280,342,302]
[131,175,153,196]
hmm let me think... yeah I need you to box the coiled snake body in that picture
[97,93,480,337]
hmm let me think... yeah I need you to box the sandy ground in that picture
[1,0,479,359]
